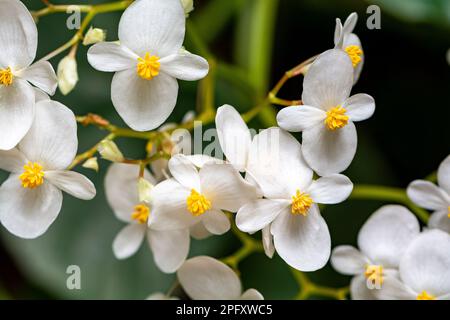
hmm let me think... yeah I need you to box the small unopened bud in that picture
[57,55,78,95]
[138,178,154,203]
[180,0,194,16]
[83,27,106,46]
[98,140,124,162]
[82,157,99,172]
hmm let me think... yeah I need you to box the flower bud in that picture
[138,177,154,203]
[82,157,99,172]
[57,55,78,95]
[180,0,194,16]
[83,27,106,46]
[98,140,124,162]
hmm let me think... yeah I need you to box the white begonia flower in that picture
[334,12,364,83]
[407,155,450,233]
[236,128,353,271]
[82,27,106,46]
[331,205,421,300]
[150,154,259,235]
[87,0,209,131]
[177,256,264,300]
[376,229,450,300]
[0,100,96,239]
[57,55,78,95]
[276,49,375,176]
[0,0,58,150]
[105,163,190,273]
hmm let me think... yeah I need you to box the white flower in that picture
[82,27,106,46]
[105,163,190,273]
[331,205,421,300]
[57,55,78,95]
[177,256,264,300]
[150,154,259,235]
[334,12,364,83]
[0,100,96,238]
[376,229,450,300]
[236,128,353,271]
[0,0,57,150]
[407,155,450,233]
[87,0,209,131]
[276,49,375,175]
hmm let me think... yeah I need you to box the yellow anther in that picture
[291,190,313,216]
[19,162,45,189]
[186,189,211,216]
[345,45,363,67]
[137,53,160,80]
[325,106,349,130]
[0,67,13,86]
[364,265,384,286]
[131,204,150,224]
[417,291,435,300]
[447,206,450,218]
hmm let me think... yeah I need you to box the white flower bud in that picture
[98,140,124,162]
[82,157,99,172]
[180,0,194,16]
[138,177,154,203]
[57,55,78,95]
[83,27,106,46]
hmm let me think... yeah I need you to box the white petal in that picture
[343,12,358,34]
[19,100,77,170]
[262,225,275,259]
[407,180,449,210]
[202,209,230,235]
[200,163,259,212]
[87,42,137,72]
[177,256,242,300]
[45,170,96,200]
[160,51,209,80]
[307,174,353,204]
[0,79,35,150]
[428,209,450,234]
[112,224,146,259]
[0,175,62,239]
[334,18,343,47]
[247,128,313,199]
[215,105,251,171]
[168,154,201,190]
[111,68,178,131]
[18,61,57,95]
[236,199,289,233]
[302,49,353,110]
[0,148,27,173]
[358,205,420,268]
[147,228,190,273]
[343,94,375,122]
[350,275,378,300]
[276,105,326,132]
[302,121,357,176]
[241,289,264,300]
[118,0,185,57]
[33,87,50,102]
[185,154,224,168]
[271,205,331,271]
[0,0,37,68]
[375,275,417,300]
[437,155,450,195]
[331,245,368,275]
[189,222,212,240]
[399,230,450,297]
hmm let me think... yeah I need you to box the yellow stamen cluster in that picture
[19,162,45,189]
[344,45,363,67]
[186,189,211,216]
[364,265,384,286]
[417,291,435,300]
[291,190,313,216]
[131,204,150,224]
[137,53,160,80]
[447,205,450,218]
[325,106,349,130]
[0,67,13,86]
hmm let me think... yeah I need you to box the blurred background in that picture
[0,0,449,299]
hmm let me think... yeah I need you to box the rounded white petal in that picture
[343,12,358,34]
[375,275,417,300]
[111,68,178,131]
[331,245,368,276]
[302,121,357,176]
[177,256,242,300]
[19,100,77,170]
[18,60,57,95]
[0,79,35,150]
[33,87,50,103]
[343,94,375,122]
[0,148,27,173]
[302,49,353,110]
[262,225,275,259]
[185,154,224,168]
[168,154,201,191]
[437,155,450,194]
[201,209,230,235]
[428,209,450,233]
[236,199,289,233]
[44,170,96,200]
[118,0,185,57]
[307,174,353,204]
[350,274,378,300]
[358,205,420,268]
[0,0,37,68]
[160,51,209,80]
[241,289,264,300]
[271,205,331,271]
[189,222,212,240]
[87,42,137,72]
[0,175,62,239]
[334,18,343,47]
[215,105,252,171]
[147,228,190,273]
[276,105,326,132]
[407,180,449,210]
[112,223,146,259]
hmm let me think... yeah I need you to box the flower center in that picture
[291,190,313,216]
[364,265,384,286]
[447,205,450,218]
[19,162,45,189]
[325,106,349,130]
[137,53,160,80]
[131,204,150,224]
[186,189,211,216]
[0,67,13,86]
[417,291,435,300]
[344,45,363,67]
